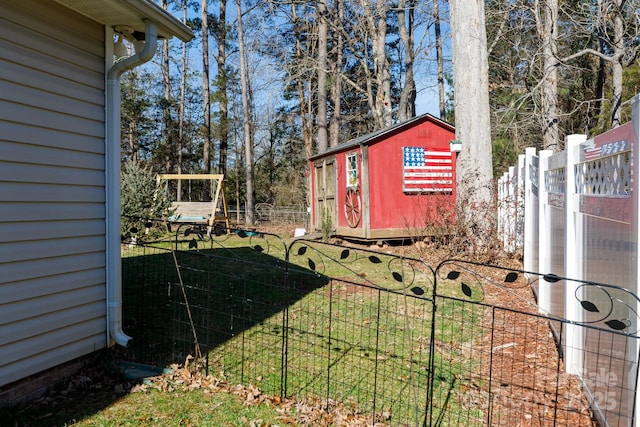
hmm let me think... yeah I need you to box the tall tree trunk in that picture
[378,0,391,127]
[538,0,559,150]
[177,0,188,201]
[236,0,255,225]
[161,0,173,173]
[124,74,139,161]
[610,0,624,128]
[128,119,139,161]
[217,0,229,175]
[595,25,606,129]
[434,0,445,119]
[449,0,494,236]
[202,0,212,199]
[291,4,313,160]
[235,136,241,223]
[316,0,329,153]
[329,0,343,148]
[398,0,416,121]
[162,44,173,172]
[292,4,314,210]
[366,0,391,128]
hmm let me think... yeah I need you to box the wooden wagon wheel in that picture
[344,188,362,228]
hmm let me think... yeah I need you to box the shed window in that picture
[346,152,358,188]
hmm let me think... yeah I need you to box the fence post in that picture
[505,166,516,253]
[537,150,553,314]
[632,93,640,423]
[564,134,587,376]
[516,154,525,252]
[498,172,505,246]
[523,147,537,274]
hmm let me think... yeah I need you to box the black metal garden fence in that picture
[120,221,639,426]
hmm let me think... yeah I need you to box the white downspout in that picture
[106,20,158,346]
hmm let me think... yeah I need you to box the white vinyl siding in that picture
[0,0,108,387]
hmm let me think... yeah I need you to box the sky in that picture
[156,0,450,122]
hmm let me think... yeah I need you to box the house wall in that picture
[0,0,108,388]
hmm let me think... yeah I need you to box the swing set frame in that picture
[157,173,230,232]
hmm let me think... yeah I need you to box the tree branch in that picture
[560,48,612,63]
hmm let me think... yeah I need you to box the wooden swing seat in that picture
[168,202,216,222]
[157,174,230,231]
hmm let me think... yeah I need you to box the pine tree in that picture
[121,160,175,238]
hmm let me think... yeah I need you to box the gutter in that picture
[118,0,193,42]
[105,20,158,347]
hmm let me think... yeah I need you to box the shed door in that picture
[315,159,337,232]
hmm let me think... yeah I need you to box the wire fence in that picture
[120,222,639,426]
[224,204,308,226]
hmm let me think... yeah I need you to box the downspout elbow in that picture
[108,20,158,81]
[106,20,157,347]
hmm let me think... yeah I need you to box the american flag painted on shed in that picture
[582,137,629,161]
[402,146,453,193]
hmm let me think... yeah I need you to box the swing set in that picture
[157,173,230,232]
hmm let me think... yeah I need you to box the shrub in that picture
[120,160,174,238]
[407,176,501,263]
[321,207,333,241]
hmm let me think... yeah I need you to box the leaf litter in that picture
[132,359,392,427]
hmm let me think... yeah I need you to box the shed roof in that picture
[53,0,193,42]
[309,113,454,160]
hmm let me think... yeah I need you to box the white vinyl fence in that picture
[498,93,640,427]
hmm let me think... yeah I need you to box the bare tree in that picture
[161,0,174,174]
[316,0,329,153]
[236,0,255,225]
[536,0,559,150]
[288,3,316,210]
[397,0,416,121]
[332,0,392,129]
[364,0,391,127]
[290,4,314,162]
[202,0,212,194]
[433,0,445,119]
[177,0,188,200]
[216,0,229,175]
[328,0,343,147]
[162,19,175,174]
[558,0,639,128]
[449,0,494,233]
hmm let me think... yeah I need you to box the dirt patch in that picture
[465,272,595,426]
[322,280,372,297]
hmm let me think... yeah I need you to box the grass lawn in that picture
[2,352,395,427]
[11,389,283,427]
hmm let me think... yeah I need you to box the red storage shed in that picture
[309,114,458,240]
